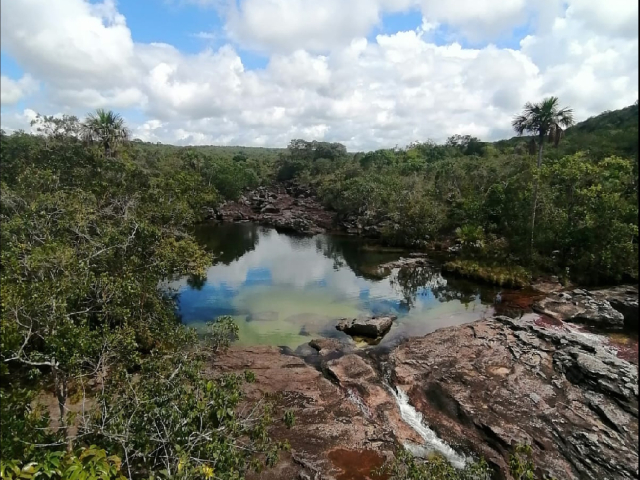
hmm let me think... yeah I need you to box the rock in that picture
[533,291,625,330]
[336,316,396,338]
[210,346,409,480]
[390,316,638,480]
[447,244,462,254]
[294,343,320,357]
[590,285,639,331]
[261,204,280,214]
[532,278,564,294]
[213,183,335,235]
[308,338,349,355]
[378,257,431,269]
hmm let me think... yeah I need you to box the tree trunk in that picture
[536,135,544,169]
[530,136,544,256]
[53,367,71,451]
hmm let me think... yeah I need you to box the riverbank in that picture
[206,184,580,292]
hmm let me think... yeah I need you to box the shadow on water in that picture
[170,223,527,350]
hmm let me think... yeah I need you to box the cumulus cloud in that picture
[0,108,39,132]
[0,0,637,149]
[1,74,38,105]
[1,0,137,92]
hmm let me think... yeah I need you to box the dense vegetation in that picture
[1,100,636,479]
[277,101,638,285]
[0,114,288,479]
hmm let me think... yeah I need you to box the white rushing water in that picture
[390,385,468,469]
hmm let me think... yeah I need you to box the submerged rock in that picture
[378,257,431,270]
[533,290,625,330]
[336,315,396,338]
[390,315,639,480]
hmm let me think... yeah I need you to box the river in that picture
[169,223,506,349]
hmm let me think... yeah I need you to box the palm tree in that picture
[512,97,574,167]
[82,109,129,157]
[512,97,574,255]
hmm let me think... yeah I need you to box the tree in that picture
[82,109,129,157]
[512,97,574,168]
[512,97,574,254]
[446,134,485,156]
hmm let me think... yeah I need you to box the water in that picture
[391,386,467,468]
[169,223,498,349]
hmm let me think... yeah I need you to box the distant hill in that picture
[130,140,285,162]
[494,102,639,160]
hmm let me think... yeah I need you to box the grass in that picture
[443,260,531,288]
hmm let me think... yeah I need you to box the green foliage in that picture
[204,315,240,352]
[284,102,637,284]
[509,444,536,480]
[83,329,288,479]
[443,260,531,288]
[0,114,287,479]
[276,139,350,181]
[378,448,492,480]
[0,385,57,460]
[1,447,126,480]
[381,444,554,480]
[82,109,130,157]
[283,410,296,429]
[512,97,574,159]
[536,154,638,283]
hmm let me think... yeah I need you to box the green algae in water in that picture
[174,223,495,349]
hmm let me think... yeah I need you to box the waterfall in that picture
[390,385,467,469]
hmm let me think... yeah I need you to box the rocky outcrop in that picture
[211,184,334,235]
[390,315,639,480]
[533,289,626,330]
[336,316,396,339]
[209,345,417,480]
[531,276,564,294]
[591,285,639,331]
[337,213,396,239]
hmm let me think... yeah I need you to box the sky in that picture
[0,0,637,150]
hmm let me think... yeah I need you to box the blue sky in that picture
[1,0,637,149]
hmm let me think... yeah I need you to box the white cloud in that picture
[1,74,38,105]
[0,0,135,89]
[0,108,39,132]
[566,0,638,39]
[224,0,387,53]
[0,0,637,149]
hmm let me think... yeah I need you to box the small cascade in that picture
[389,385,467,469]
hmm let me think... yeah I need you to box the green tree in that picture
[82,109,129,157]
[512,97,574,254]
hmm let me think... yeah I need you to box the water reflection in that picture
[171,223,496,348]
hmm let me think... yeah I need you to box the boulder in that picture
[308,337,350,355]
[336,316,396,338]
[533,290,625,330]
[261,204,280,214]
[591,285,639,331]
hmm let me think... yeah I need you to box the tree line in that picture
[278,98,638,285]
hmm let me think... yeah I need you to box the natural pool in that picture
[169,223,501,349]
